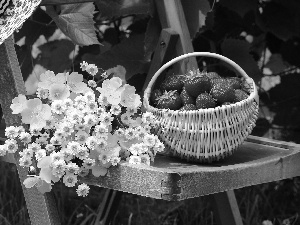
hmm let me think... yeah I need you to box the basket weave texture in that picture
[143,52,259,163]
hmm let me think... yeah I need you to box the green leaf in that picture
[265,54,289,74]
[82,34,149,81]
[95,0,152,19]
[221,38,261,83]
[46,3,100,46]
[219,0,257,18]
[256,1,300,41]
[37,39,75,74]
[182,0,211,38]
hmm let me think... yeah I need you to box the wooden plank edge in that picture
[246,135,300,150]
[40,0,94,5]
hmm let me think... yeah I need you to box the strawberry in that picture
[160,75,185,92]
[156,90,182,110]
[180,87,195,105]
[210,83,235,104]
[150,89,162,106]
[179,104,197,111]
[210,78,227,88]
[226,77,241,89]
[233,89,249,102]
[196,93,216,109]
[184,70,211,97]
[206,72,221,79]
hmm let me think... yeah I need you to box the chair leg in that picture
[98,189,123,225]
[208,190,243,225]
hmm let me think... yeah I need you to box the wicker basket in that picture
[143,52,259,163]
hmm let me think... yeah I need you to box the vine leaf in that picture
[221,38,261,83]
[82,34,149,81]
[95,0,152,19]
[219,0,257,18]
[256,1,300,41]
[181,0,211,38]
[37,39,75,74]
[45,3,100,46]
[265,54,289,75]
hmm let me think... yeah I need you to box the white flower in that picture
[5,139,18,153]
[51,100,65,114]
[51,160,66,176]
[28,143,42,153]
[110,105,121,115]
[45,144,55,153]
[21,98,52,130]
[86,136,98,150]
[96,77,123,96]
[75,131,89,144]
[82,158,96,169]
[19,148,34,158]
[5,126,19,139]
[76,146,89,160]
[110,156,121,166]
[140,154,151,165]
[50,152,64,162]
[128,155,141,165]
[84,114,98,127]
[63,173,78,187]
[106,65,126,85]
[19,132,32,144]
[143,134,157,147]
[80,61,89,71]
[120,113,132,125]
[19,157,32,167]
[0,145,7,156]
[36,88,49,99]
[10,94,27,114]
[76,183,90,197]
[65,162,80,174]
[60,148,74,162]
[35,149,47,161]
[120,84,141,108]
[49,83,70,101]
[38,70,65,90]
[86,64,98,76]
[142,112,155,124]
[99,112,114,126]
[125,128,137,140]
[67,141,81,154]
[88,80,97,88]
[66,72,88,94]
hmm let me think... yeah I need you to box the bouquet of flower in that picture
[0,62,164,197]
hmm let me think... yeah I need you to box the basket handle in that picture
[143,52,259,106]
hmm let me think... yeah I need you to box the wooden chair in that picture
[1,1,300,225]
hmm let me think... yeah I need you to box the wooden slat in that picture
[81,139,300,201]
[209,190,243,225]
[0,36,61,225]
[155,0,198,73]
[142,28,179,92]
[41,0,94,5]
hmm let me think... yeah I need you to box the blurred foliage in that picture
[0,0,300,224]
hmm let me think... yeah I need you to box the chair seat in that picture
[81,135,300,201]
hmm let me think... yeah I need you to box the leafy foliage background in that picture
[0,0,300,224]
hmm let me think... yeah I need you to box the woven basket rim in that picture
[143,52,259,112]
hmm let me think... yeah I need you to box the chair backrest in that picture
[0,36,61,225]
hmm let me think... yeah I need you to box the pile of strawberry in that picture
[150,69,250,111]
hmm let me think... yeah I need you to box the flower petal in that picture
[92,165,107,177]
[23,177,39,188]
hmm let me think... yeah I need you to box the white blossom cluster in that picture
[0,62,164,197]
